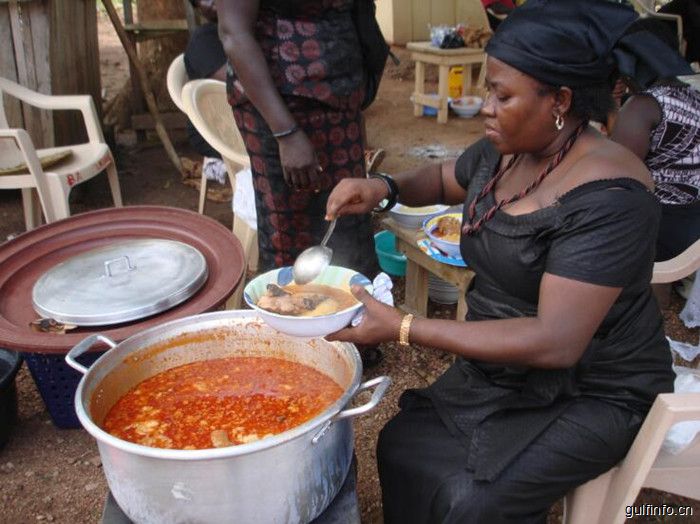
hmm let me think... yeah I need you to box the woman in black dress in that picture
[325,1,674,522]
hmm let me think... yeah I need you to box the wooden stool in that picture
[407,41,487,124]
[382,218,475,321]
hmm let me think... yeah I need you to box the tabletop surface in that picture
[407,41,485,55]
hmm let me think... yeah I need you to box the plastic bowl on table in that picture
[449,96,483,118]
[244,265,372,338]
[388,203,449,230]
[410,94,440,116]
[374,230,407,277]
[423,212,462,258]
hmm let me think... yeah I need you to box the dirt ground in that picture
[1,10,699,524]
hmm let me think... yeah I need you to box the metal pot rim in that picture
[72,310,364,461]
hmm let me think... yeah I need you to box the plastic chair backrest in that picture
[181,79,250,168]
[629,0,685,53]
[652,238,700,284]
[167,54,189,113]
[456,0,491,31]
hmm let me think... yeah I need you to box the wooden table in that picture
[406,41,486,124]
[382,218,475,321]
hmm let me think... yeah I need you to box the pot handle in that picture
[65,334,117,375]
[334,375,391,422]
[311,376,391,444]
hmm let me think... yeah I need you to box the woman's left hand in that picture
[325,285,404,345]
[277,130,323,191]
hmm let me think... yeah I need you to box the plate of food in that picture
[417,239,467,267]
[419,212,467,266]
[244,265,372,337]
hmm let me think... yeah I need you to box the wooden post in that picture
[101,0,183,175]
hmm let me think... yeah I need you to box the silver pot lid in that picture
[32,238,208,326]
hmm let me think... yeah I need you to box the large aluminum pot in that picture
[66,310,390,524]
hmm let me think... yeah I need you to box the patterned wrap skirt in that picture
[231,96,380,278]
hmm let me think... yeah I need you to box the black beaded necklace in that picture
[463,121,588,235]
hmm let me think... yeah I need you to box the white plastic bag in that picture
[661,365,700,454]
[351,273,394,327]
[679,269,700,328]
[231,167,257,230]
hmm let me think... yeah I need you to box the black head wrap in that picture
[485,0,639,87]
[614,18,694,90]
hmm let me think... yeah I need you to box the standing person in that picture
[610,22,700,262]
[323,1,673,522]
[216,0,381,281]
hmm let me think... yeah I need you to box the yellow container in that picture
[448,67,464,99]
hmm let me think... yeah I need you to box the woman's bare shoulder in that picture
[571,135,653,190]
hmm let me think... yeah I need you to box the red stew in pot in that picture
[102,357,343,450]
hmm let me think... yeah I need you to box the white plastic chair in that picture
[181,78,258,308]
[0,77,122,230]
[652,239,700,285]
[456,0,491,90]
[563,391,700,524]
[629,0,686,55]
[166,53,188,113]
[563,241,700,523]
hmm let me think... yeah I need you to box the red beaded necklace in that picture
[463,122,588,235]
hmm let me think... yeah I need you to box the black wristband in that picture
[369,172,399,212]
[272,124,300,139]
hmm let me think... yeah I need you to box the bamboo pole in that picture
[101,0,183,175]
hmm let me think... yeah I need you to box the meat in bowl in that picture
[256,283,358,317]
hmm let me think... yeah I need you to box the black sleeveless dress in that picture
[377,138,674,524]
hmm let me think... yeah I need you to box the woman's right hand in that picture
[325,177,389,220]
[277,131,323,191]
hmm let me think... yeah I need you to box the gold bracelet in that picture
[399,314,414,346]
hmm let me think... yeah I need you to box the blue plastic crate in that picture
[23,351,104,429]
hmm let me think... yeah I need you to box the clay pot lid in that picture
[0,206,245,354]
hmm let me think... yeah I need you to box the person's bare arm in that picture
[610,94,662,160]
[210,64,228,82]
[395,160,467,206]
[217,0,322,189]
[326,160,468,218]
[327,273,621,369]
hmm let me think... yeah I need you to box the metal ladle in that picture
[292,218,337,285]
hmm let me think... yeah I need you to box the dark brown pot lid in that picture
[32,239,208,326]
[0,206,245,354]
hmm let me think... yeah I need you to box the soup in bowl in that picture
[244,265,372,337]
[388,203,449,229]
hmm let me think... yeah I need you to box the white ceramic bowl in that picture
[423,212,462,258]
[428,274,459,305]
[388,203,449,230]
[450,96,483,118]
[243,265,372,338]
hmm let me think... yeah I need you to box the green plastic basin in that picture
[374,230,406,277]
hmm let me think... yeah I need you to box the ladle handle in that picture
[320,218,337,247]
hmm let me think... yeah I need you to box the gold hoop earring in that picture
[555,114,565,131]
